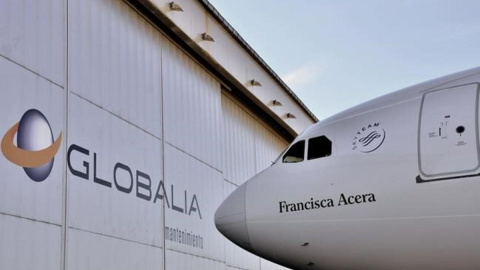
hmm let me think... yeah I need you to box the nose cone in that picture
[215,183,253,252]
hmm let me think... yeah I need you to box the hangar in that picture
[0,0,317,269]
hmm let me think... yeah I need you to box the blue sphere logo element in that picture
[1,109,62,182]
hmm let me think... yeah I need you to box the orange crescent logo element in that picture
[1,122,62,168]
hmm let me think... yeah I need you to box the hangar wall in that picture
[0,0,297,269]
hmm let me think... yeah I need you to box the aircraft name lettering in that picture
[279,193,376,213]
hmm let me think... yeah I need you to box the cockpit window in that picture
[308,136,332,160]
[282,140,305,163]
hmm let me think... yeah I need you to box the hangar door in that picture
[418,84,480,181]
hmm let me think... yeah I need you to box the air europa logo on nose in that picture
[1,109,62,182]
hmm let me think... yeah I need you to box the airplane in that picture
[215,67,480,270]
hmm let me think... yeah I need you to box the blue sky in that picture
[208,0,480,120]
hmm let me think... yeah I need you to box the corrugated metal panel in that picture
[164,144,225,260]
[255,122,288,174]
[68,0,163,138]
[221,94,257,185]
[0,214,62,270]
[68,229,163,270]
[162,39,222,170]
[166,249,225,270]
[221,93,287,184]
[0,57,64,225]
[260,259,291,270]
[0,0,64,86]
[224,181,261,270]
[0,0,300,269]
[149,0,317,135]
[68,94,164,247]
[221,94,290,269]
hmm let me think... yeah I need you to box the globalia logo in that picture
[1,109,62,182]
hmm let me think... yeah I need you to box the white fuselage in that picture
[215,67,480,270]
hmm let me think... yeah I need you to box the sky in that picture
[207,0,480,121]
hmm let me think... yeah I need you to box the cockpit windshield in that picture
[308,136,331,160]
[282,140,305,163]
[272,135,332,165]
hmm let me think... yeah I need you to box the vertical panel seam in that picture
[160,34,167,270]
[61,0,69,269]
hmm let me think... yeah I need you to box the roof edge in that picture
[196,0,318,123]
[125,0,302,140]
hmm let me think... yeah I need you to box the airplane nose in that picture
[215,183,253,252]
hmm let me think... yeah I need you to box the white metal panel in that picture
[164,144,225,260]
[68,0,163,138]
[0,214,61,270]
[255,122,288,173]
[0,57,64,225]
[68,94,163,247]
[221,94,257,185]
[204,15,250,85]
[419,84,479,178]
[204,9,314,133]
[212,17,313,135]
[151,0,250,86]
[224,181,261,270]
[150,0,316,134]
[260,259,291,270]
[0,0,64,86]
[166,249,225,270]
[68,228,163,270]
[249,71,313,134]
[163,39,222,170]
